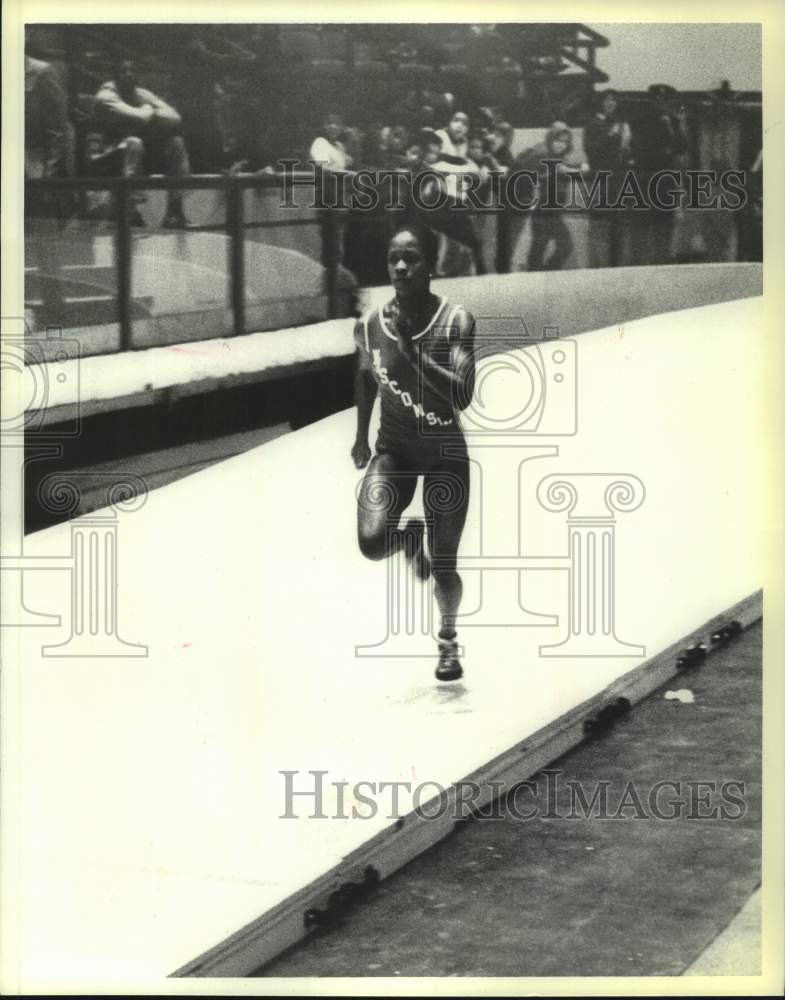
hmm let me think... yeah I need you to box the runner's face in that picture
[388,233,430,299]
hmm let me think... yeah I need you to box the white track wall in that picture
[4,288,766,989]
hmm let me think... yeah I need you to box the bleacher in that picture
[27,22,611,170]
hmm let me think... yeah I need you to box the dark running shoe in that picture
[435,637,462,682]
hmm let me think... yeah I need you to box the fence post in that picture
[227,178,246,337]
[495,207,511,274]
[322,207,339,320]
[116,178,133,351]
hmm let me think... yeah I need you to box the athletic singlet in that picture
[357,296,468,461]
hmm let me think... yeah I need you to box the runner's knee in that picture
[358,525,388,561]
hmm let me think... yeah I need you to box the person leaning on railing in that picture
[93,59,191,229]
[515,121,586,272]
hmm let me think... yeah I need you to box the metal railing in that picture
[26,172,331,351]
[25,167,760,357]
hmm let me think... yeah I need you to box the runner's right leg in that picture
[357,451,419,562]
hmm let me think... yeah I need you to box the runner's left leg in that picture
[424,453,470,679]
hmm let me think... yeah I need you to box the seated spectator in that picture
[93,59,190,228]
[516,121,583,271]
[584,89,632,173]
[435,111,470,158]
[309,112,350,171]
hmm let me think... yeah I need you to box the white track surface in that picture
[6,293,766,989]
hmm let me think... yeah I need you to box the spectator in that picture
[736,149,762,263]
[634,83,689,173]
[516,121,582,271]
[489,121,515,172]
[467,132,507,178]
[93,59,190,228]
[488,122,516,272]
[24,53,71,181]
[584,89,632,173]
[174,27,256,172]
[403,140,426,172]
[25,52,72,328]
[385,125,411,170]
[364,125,392,169]
[584,89,632,267]
[342,127,366,170]
[435,111,470,158]
[466,133,501,273]
[420,130,444,168]
[309,112,350,171]
[630,83,689,265]
[414,131,486,276]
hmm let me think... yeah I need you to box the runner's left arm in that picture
[415,308,476,412]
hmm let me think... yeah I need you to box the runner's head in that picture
[387,225,438,299]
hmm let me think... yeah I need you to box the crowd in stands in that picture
[25,40,763,272]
